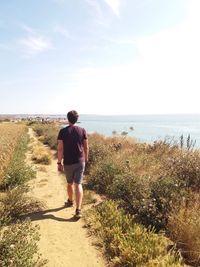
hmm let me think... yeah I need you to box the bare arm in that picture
[57,140,64,162]
[83,139,89,163]
[57,140,64,171]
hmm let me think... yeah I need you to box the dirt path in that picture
[26,128,106,267]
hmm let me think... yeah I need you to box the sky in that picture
[0,0,200,115]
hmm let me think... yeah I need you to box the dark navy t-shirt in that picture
[57,125,87,165]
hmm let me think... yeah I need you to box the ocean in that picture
[75,114,200,149]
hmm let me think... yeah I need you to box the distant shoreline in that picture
[1,114,200,148]
[0,113,200,118]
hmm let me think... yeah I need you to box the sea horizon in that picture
[1,113,200,148]
[78,114,200,149]
[1,113,200,116]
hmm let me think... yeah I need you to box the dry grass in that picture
[36,166,47,172]
[0,123,26,182]
[82,189,98,205]
[168,197,200,266]
[0,123,47,266]
[31,144,52,165]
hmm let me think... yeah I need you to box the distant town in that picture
[0,114,68,124]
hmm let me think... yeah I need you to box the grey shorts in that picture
[64,162,85,184]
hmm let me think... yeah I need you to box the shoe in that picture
[75,209,82,219]
[64,199,73,207]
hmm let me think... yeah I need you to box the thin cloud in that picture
[85,0,121,27]
[21,24,36,34]
[19,23,53,56]
[20,36,52,54]
[103,0,121,16]
[54,25,72,39]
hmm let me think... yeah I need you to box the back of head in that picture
[67,110,79,124]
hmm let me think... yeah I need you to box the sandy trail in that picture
[26,128,106,267]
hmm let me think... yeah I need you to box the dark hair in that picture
[67,110,79,124]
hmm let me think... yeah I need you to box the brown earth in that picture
[26,128,106,267]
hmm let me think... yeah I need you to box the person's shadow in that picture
[21,206,80,222]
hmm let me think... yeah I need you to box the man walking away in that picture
[57,110,89,219]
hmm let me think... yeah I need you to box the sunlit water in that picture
[77,114,200,148]
[54,114,200,148]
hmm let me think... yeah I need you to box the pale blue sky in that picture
[0,0,199,114]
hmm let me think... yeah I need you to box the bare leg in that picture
[74,183,83,210]
[67,183,73,201]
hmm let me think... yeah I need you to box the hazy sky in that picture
[0,0,200,115]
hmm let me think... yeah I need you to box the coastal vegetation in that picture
[0,123,46,266]
[1,121,198,266]
[32,123,58,150]
[32,122,200,266]
[86,133,200,266]
[85,200,184,266]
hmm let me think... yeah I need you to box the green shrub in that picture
[0,220,47,267]
[43,132,57,149]
[86,133,113,174]
[88,165,189,231]
[85,200,184,267]
[150,176,189,230]
[87,159,125,193]
[163,150,200,190]
[33,124,58,150]
[2,164,35,190]
[33,124,47,137]
[107,174,189,231]
[108,174,158,228]
[0,185,43,225]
